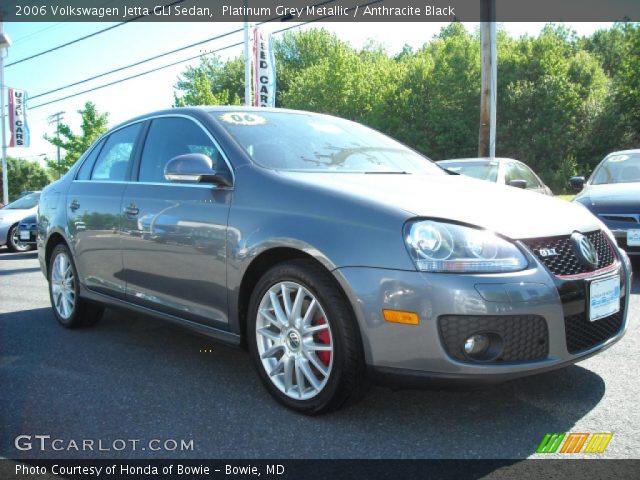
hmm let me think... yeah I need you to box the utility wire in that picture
[29,0,380,110]
[28,26,245,101]
[29,0,338,101]
[5,0,185,68]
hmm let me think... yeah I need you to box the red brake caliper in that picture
[313,317,331,366]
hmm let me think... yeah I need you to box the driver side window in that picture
[138,117,227,184]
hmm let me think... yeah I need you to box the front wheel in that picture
[248,260,367,414]
[7,224,33,252]
[48,243,104,328]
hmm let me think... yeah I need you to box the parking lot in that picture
[1,248,638,460]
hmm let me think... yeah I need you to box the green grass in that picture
[555,194,575,201]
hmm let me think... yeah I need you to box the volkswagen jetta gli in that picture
[37,108,632,413]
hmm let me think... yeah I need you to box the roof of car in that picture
[606,149,640,156]
[112,106,324,130]
[437,158,515,164]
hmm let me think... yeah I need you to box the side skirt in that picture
[80,288,242,347]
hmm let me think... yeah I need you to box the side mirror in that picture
[164,153,232,187]
[507,179,527,189]
[569,176,585,192]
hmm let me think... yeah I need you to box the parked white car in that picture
[0,192,40,252]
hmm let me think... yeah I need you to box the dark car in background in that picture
[17,214,38,250]
[571,150,640,257]
[37,107,631,413]
[437,158,553,196]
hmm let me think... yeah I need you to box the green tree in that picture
[0,157,51,202]
[172,23,638,193]
[174,56,243,106]
[44,102,109,176]
[497,25,609,190]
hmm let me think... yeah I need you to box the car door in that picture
[66,122,143,298]
[120,115,233,328]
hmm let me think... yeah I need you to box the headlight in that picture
[404,220,528,273]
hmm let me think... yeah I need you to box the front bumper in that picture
[333,252,630,382]
[610,229,640,256]
[598,215,640,256]
[17,226,37,245]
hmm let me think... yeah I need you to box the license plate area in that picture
[589,275,620,322]
[628,229,640,247]
[19,231,30,240]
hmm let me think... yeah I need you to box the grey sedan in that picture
[37,108,631,413]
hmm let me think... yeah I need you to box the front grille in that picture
[438,315,548,363]
[564,302,625,354]
[600,214,639,224]
[522,230,615,277]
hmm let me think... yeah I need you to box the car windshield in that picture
[214,111,444,174]
[439,161,499,181]
[4,192,40,210]
[591,153,640,185]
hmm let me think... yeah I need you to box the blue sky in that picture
[2,21,614,163]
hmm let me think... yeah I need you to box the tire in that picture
[7,224,33,252]
[48,243,104,328]
[248,259,367,414]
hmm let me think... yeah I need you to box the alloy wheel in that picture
[51,252,76,320]
[255,281,334,400]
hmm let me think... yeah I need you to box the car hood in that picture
[576,183,640,212]
[0,206,37,225]
[281,172,600,239]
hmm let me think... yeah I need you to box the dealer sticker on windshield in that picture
[219,112,267,126]
[627,229,640,247]
[589,275,620,322]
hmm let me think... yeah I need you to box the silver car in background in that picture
[37,108,631,413]
[438,157,553,196]
[0,192,40,252]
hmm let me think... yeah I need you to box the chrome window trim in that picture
[72,180,222,189]
[73,114,235,186]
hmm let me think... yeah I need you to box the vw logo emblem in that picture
[571,232,598,268]
[287,331,301,350]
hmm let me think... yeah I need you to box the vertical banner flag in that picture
[252,27,276,107]
[8,88,30,148]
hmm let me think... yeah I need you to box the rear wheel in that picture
[248,260,366,414]
[7,224,33,252]
[48,243,104,328]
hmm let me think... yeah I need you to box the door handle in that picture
[124,203,139,217]
[69,199,80,211]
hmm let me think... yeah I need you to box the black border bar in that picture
[0,0,639,22]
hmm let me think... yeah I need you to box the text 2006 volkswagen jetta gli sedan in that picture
[38,107,632,413]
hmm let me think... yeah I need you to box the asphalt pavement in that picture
[1,248,638,459]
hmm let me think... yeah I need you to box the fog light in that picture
[464,334,490,356]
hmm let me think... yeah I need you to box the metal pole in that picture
[478,0,496,158]
[243,1,251,107]
[489,20,497,158]
[0,22,8,205]
[48,111,65,178]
